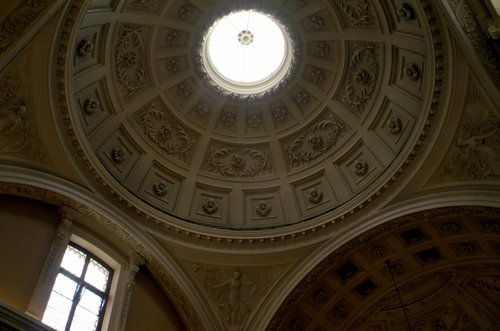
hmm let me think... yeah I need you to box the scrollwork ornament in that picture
[114,24,146,97]
[152,181,168,197]
[353,159,369,176]
[111,146,126,163]
[204,146,273,177]
[134,103,196,162]
[387,117,403,135]
[341,43,379,114]
[397,3,416,21]
[77,39,93,57]
[284,114,347,168]
[83,97,99,115]
[203,198,218,215]
[256,201,272,217]
[339,0,371,26]
[405,63,421,81]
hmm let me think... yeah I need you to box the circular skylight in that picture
[202,10,293,95]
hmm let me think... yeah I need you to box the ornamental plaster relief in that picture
[446,0,500,83]
[0,0,51,54]
[189,264,282,331]
[202,142,274,178]
[54,0,444,232]
[442,80,500,180]
[337,0,375,27]
[114,24,150,99]
[133,101,198,164]
[0,72,42,160]
[282,111,350,169]
[339,42,381,116]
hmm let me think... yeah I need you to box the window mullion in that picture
[64,254,90,331]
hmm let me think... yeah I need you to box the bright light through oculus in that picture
[203,10,292,95]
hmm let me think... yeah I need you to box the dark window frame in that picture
[53,242,114,331]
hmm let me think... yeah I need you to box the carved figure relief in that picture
[114,24,146,97]
[203,145,273,177]
[0,83,41,158]
[192,266,273,330]
[134,103,196,162]
[445,82,500,179]
[341,43,380,114]
[338,0,372,26]
[283,114,347,168]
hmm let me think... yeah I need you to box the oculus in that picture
[200,10,295,97]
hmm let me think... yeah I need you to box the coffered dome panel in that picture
[59,0,443,231]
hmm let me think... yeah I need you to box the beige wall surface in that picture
[0,195,58,311]
[125,270,186,331]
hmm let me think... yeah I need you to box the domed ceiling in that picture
[56,0,442,231]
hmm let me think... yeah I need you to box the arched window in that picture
[42,242,114,331]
